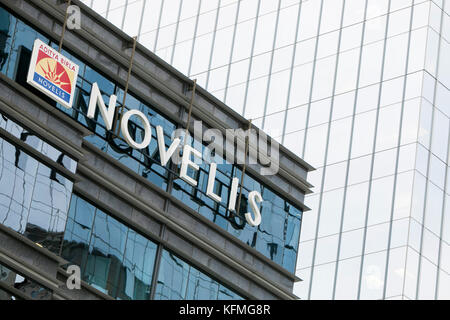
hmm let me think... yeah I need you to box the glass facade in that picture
[0,4,303,274]
[62,194,158,300]
[155,249,244,300]
[84,0,450,299]
[0,114,76,254]
[62,194,244,300]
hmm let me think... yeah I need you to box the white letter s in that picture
[245,191,263,227]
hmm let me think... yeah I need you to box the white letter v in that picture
[157,125,181,166]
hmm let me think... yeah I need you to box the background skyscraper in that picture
[81,0,450,300]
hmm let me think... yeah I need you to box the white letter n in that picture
[87,82,117,130]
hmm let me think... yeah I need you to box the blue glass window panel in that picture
[218,284,244,300]
[0,8,13,74]
[283,207,302,271]
[84,64,115,96]
[69,196,95,241]
[84,209,128,296]
[186,270,220,300]
[61,195,95,270]
[154,250,189,300]
[91,210,127,260]
[0,137,73,254]
[155,249,244,300]
[0,113,77,173]
[106,136,141,173]
[118,229,157,300]
[62,194,159,300]
[3,19,48,80]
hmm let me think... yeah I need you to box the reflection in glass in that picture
[62,194,158,300]
[155,250,244,300]
[0,136,74,254]
[0,7,10,70]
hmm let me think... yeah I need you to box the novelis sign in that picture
[27,39,79,109]
[27,39,265,227]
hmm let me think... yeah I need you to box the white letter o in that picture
[121,109,152,149]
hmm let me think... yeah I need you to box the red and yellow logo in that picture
[35,49,74,94]
[27,39,79,109]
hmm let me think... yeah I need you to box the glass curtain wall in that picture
[0,114,76,254]
[83,0,450,299]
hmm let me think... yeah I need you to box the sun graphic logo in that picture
[27,39,79,109]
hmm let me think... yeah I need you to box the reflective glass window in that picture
[154,249,244,300]
[0,136,73,254]
[62,194,158,300]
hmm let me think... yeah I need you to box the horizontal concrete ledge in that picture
[0,281,32,300]
[0,226,68,292]
[0,223,67,266]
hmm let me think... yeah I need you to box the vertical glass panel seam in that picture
[137,0,147,41]
[302,0,325,299]
[332,0,370,300]
[260,0,282,128]
[170,0,184,65]
[241,0,262,116]
[187,0,203,77]
[356,0,393,300]
[153,0,165,53]
[307,0,347,300]
[205,0,223,90]
[149,242,164,300]
[120,0,129,30]
[301,0,324,160]
[382,3,415,300]
[280,1,303,144]
[415,1,446,299]
[223,0,242,102]
[105,0,112,20]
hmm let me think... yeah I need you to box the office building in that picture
[0,0,312,300]
[84,0,450,299]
